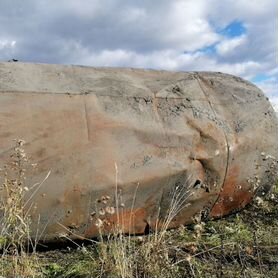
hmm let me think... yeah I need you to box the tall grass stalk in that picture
[0,139,46,277]
[91,164,193,278]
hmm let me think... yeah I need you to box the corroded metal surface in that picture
[0,62,277,241]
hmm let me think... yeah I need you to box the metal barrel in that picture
[0,62,277,242]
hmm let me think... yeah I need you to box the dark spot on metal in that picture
[193,179,202,188]
[144,222,150,235]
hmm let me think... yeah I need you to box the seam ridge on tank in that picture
[83,96,90,141]
[152,92,173,222]
[0,90,230,105]
[0,89,218,102]
[194,74,230,213]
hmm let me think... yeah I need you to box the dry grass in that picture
[78,163,194,278]
[0,139,43,277]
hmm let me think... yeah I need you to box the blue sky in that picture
[0,0,277,110]
[219,21,246,37]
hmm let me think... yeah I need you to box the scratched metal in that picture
[0,62,277,242]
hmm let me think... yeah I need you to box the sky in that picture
[0,0,277,110]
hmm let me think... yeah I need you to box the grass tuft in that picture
[0,139,44,277]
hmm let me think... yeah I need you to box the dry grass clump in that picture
[85,164,194,278]
[0,139,43,277]
[0,140,30,249]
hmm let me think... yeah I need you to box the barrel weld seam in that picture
[83,95,90,141]
[152,92,174,221]
[194,74,230,211]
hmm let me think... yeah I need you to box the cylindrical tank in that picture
[0,62,277,242]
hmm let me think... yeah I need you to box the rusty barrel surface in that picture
[0,62,277,242]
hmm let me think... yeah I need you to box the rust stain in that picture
[210,166,253,217]
[85,207,148,237]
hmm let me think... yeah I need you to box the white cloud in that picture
[216,35,247,56]
[255,77,277,96]
[207,0,276,25]
[268,67,278,76]
[74,46,263,79]
[157,0,220,51]
[0,39,16,50]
